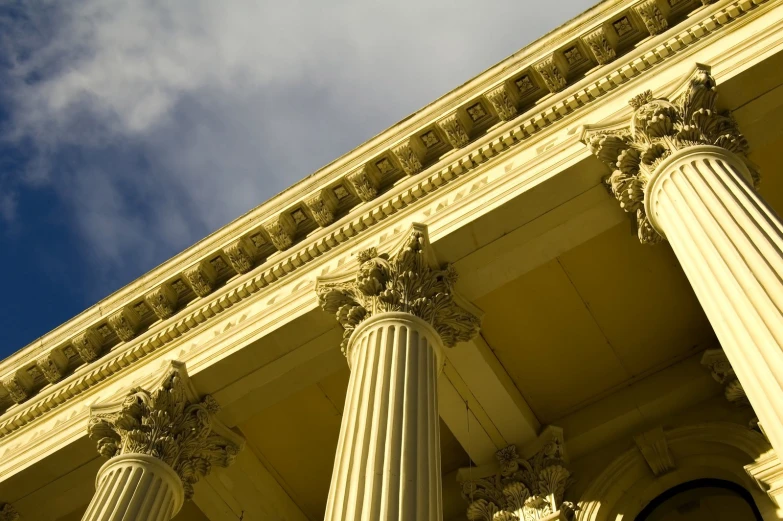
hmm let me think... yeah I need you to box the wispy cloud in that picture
[0,0,596,287]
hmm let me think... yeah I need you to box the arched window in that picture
[636,479,763,521]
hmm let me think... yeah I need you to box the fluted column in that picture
[317,224,481,521]
[647,145,783,453]
[82,454,183,521]
[82,361,244,521]
[325,313,443,520]
[584,65,783,457]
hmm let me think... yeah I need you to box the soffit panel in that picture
[475,258,631,424]
[238,366,469,520]
[556,223,715,376]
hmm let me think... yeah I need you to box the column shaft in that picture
[81,454,184,521]
[324,312,443,521]
[647,145,783,453]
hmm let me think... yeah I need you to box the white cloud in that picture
[0,0,596,287]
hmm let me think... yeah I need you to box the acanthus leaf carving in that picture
[701,348,749,406]
[36,351,65,384]
[582,27,616,65]
[107,307,141,342]
[71,329,103,363]
[438,113,471,149]
[88,361,244,500]
[583,67,754,244]
[634,0,668,35]
[263,214,296,252]
[1,373,30,404]
[305,191,337,227]
[485,84,519,122]
[145,284,179,320]
[392,140,423,176]
[462,429,574,521]
[0,504,18,521]
[224,238,256,274]
[316,224,480,356]
[534,56,567,93]
[183,260,217,297]
[346,165,380,203]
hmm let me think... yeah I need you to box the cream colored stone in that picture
[1,1,783,520]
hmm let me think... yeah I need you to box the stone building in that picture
[1,0,783,519]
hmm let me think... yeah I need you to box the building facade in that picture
[1,0,783,519]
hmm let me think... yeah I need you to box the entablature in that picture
[0,0,775,443]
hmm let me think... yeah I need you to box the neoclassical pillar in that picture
[584,65,783,457]
[82,361,244,521]
[316,225,481,520]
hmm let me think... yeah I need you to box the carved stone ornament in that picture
[461,433,575,521]
[485,84,519,122]
[392,141,423,176]
[88,361,244,500]
[145,284,179,320]
[582,27,616,65]
[183,260,217,297]
[634,427,675,476]
[315,224,481,356]
[263,215,295,252]
[346,166,379,203]
[583,66,754,244]
[534,57,567,93]
[224,238,256,274]
[305,191,337,227]
[36,352,65,384]
[2,374,29,404]
[634,0,668,35]
[0,504,18,521]
[439,113,471,149]
[701,349,749,406]
[71,329,103,362]
[107,307,141,342]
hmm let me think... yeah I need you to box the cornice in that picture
[0,0,774,437]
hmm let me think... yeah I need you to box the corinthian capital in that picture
[461,427,574,521]
[582,65,754,244]
[87,361,244,499]
[0,504,18,521]
[316,224,481,355]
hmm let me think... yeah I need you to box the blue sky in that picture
[0,0,596,357]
